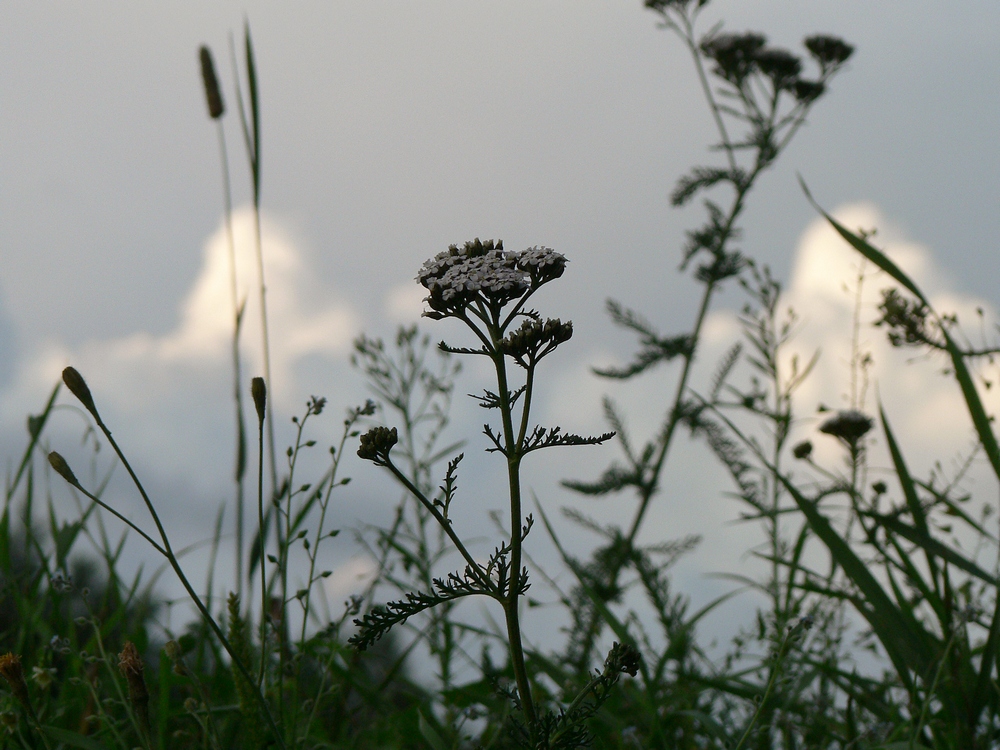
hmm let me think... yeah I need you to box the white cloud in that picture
[1,207,361,519]
[384,281,427,325]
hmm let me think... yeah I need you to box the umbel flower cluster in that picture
[417,238,567,319]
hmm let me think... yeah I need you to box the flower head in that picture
[357,426,398,466]
[417,239,567,319]
[819,409,874,444]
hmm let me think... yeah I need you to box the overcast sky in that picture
[1,2,999,653]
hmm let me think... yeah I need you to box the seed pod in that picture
[199,46,225,119]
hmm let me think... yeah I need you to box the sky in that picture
[1,2,999,660]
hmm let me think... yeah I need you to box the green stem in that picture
[216,119,247,599]
[492,337,538,741]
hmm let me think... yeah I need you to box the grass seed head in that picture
[199,46,225,119]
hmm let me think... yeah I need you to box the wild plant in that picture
[688,188,1000,749]
[351,240,639,748]
[544,1,854,746]
[560,0,854,682]
[684,262,876,748]
[350,328,471,700]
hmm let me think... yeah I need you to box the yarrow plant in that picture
[353,239,628,747]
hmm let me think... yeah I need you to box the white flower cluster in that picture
[417,239,567,317]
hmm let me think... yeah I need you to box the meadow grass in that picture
[2,2,998,749]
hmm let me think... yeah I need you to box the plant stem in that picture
[216,118,248,599]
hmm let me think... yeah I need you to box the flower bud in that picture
[62,367,100,420]
[48,452,80,487]
[357,426,398,466]
[251,377,266,424]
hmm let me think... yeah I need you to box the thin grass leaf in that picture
[800,178,926,302]
[7,381,59,502]
[805,183,1000,486]
[941,327,1000,483]
[41,727,111,750]
[535,502,639,661]
[880,405,940,584]
[973,594,1000,722]
[874,514,998,587]
[244,21,261,199]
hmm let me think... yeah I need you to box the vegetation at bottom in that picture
[1,1,996,748]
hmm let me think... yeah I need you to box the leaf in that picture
[417,710,450,750]
[872,514,998,587]
[671,166,747,206]
[800,178,926,302]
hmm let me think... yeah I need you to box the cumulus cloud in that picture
[1,207,361,514]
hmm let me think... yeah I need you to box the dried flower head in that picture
[605,641,642,677]
[754,47,802,91]
[793,79,825,103]
[118,641,150,740]
[819,409,874,443]
[700,32,766,86]
[0,654,32,714]
[199,46,225,119]
[804,35,855,70]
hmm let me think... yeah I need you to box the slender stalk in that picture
[492,342,538,739]
[251,207,278,499]
[733,623,799,750]
[216,119,248,598]
[256,404,269,689]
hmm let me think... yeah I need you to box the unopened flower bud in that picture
[357,426,398,465]
[48,452,80,487]
[62,367,100,420]
[251,377,266,423]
